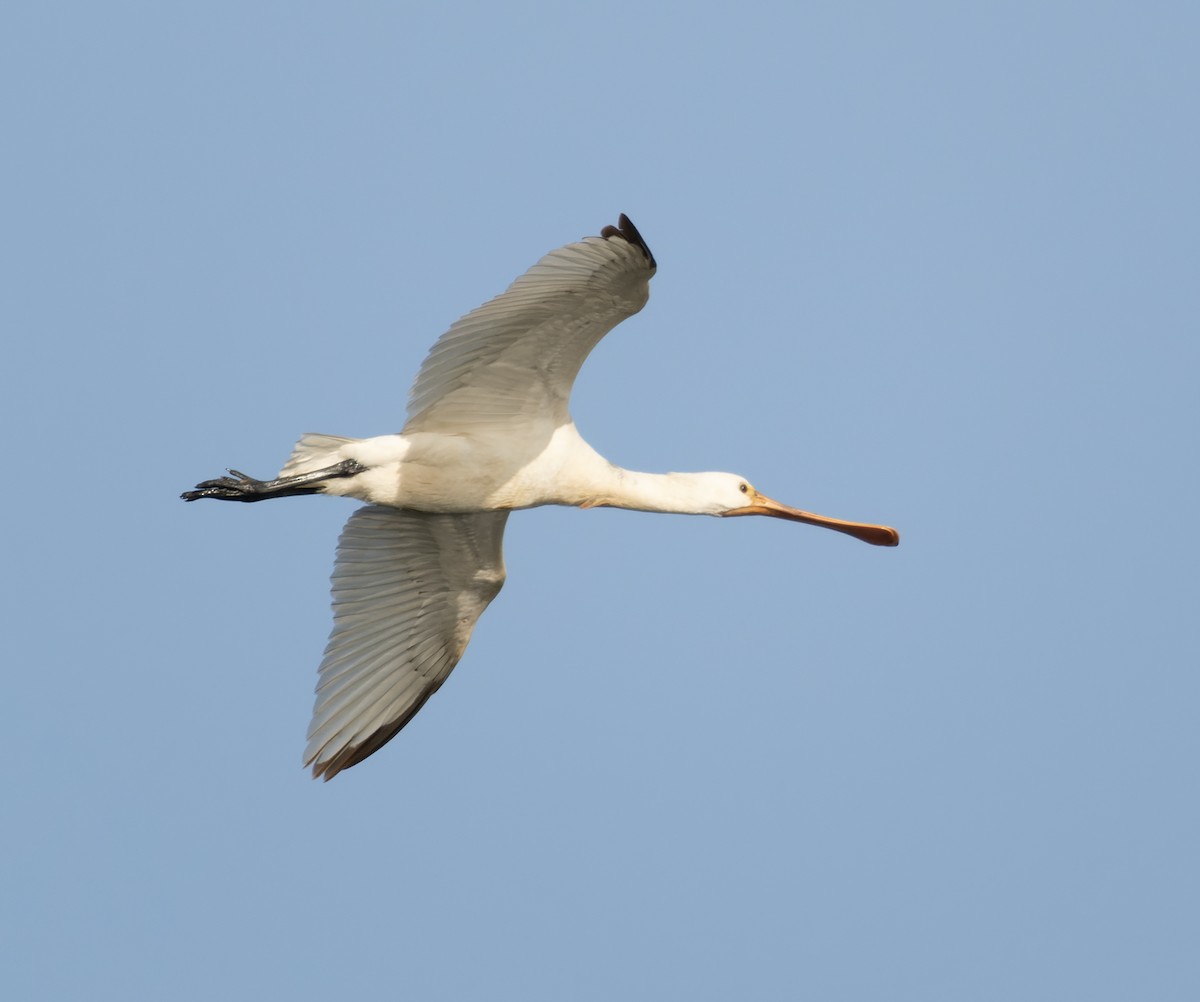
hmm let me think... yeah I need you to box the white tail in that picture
[279,433,359,477]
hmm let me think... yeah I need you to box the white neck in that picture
[535,423,734,516]
[579,467,728,516]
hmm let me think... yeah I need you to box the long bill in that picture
[725,492,900,547]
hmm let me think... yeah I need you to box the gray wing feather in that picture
[305,505,509,780]
[403,217,656,433]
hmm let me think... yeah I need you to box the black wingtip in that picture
[307,693,434,781]
[600,213,656,271]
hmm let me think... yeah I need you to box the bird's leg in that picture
[181,459,368,503]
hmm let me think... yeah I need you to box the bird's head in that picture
[703,472,899,546]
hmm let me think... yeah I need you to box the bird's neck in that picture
[582,468,719,516]
[543,423,722,516]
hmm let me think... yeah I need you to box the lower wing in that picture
[304,506,509,780]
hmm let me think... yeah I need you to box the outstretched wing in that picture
[402,214,656,434]
[305,505,509,780]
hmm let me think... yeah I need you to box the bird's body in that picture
[184,215,898,779]
[284,426,753,514]
[286,422,599,511]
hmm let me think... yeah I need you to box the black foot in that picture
[181,469,271,502]
[181,459,367,503]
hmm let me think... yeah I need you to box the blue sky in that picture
[4,3,1198,999]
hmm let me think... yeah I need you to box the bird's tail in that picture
[279,433,359,478]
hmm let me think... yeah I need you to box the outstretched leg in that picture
[181,459,367,503]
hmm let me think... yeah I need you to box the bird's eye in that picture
[739,483,749,494]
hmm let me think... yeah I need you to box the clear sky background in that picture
[4,3,1198,999]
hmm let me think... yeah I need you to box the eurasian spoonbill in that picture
[183,214,899,779]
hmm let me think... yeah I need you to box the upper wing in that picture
[304,505,509,780]
[402,214,656,434]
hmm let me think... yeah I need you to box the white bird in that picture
[184,215,899,780]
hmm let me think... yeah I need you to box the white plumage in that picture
[184,215,898,779]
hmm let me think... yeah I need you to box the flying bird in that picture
[183,214,899,779]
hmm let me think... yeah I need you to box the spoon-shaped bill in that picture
[726,493,900,546]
